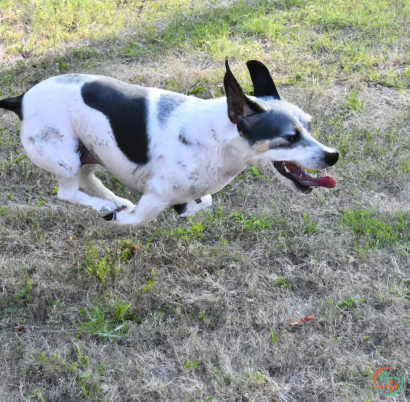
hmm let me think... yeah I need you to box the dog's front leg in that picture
[102,193,168,226]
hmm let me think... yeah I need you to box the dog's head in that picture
[224,60,339,193]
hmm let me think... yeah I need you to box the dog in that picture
[0,60,339,226]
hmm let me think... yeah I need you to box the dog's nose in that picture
[324,151,339,166]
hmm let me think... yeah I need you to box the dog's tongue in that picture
[285,163,337,188]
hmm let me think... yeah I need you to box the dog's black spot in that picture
[157,93,187,127]
[238,110,296,144]
[178,127,192,145]
[39,127,61,141]
[173,203,187,215]
[188,185,198,196]
[178,133,191,145]
[82,78,149,165]
[177,160,187,169]
[188,171,199,181]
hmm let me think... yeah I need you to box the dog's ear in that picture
[246,60,280,100]
[224,60,265,124]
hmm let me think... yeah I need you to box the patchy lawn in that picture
[1,0,410,401]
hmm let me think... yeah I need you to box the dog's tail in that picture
[0,93,24,120]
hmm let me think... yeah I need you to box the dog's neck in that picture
[181,96,254,158]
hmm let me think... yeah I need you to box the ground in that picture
[0,1,410,401]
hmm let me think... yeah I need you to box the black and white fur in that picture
[0,60,339,226]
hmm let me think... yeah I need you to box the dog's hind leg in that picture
[57,173,118,213]
[103,193,168,226]
[173,195,213,217]
[79,165,135,212]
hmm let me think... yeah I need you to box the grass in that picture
[342,209,409,250]
[78,299,132,341]
[1,0,410,401]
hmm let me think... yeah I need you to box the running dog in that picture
[0,60,339,226]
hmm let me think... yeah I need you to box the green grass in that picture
[78,299,132,341]
[342,209,408,250]
[2,0,410,88]
[83,243,120,291]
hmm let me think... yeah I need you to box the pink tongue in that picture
[285,163,337,188]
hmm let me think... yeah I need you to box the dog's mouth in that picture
[273,162,337,193]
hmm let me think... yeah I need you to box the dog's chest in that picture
[159,136,248,201]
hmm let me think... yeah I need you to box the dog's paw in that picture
[92,199,117,213]
[115,203,135,214]
[115,198,135,212]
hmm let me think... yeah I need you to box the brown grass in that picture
[1,1,410,401]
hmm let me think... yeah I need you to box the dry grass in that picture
[1,1,410,401]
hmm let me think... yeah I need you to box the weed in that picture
[198,311,211,324]
[345,91,364,112]
[270,328,277,345]
[275,277,291,290]
[34,349,103,400]
[255,371,266,385]
[339,296,356,310]
[83,244,119,290]
[15,274,34,305]
[219,236,227,246]
[96,362,106,376]
[13,154,26,165]
[78,299,130,341]
[183,360,199,370]
[167,219,204,242]
[113,300,132,322]
[249,166,267,180]
[302,212,318,234]
[142,268,156,293]
[117,238,141,261]
[227,211,272,231]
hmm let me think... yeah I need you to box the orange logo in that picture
[374,367,404,396]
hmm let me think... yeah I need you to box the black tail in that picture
[0,93,24,120]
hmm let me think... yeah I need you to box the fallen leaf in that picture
[130,244,141,253]
[290,314,314,325]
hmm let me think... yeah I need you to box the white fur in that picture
[180,195,213,217]
[17,74,334,225]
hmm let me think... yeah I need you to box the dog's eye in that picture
[283,133,298,143]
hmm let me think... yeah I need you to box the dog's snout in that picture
[324,151,339,166]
